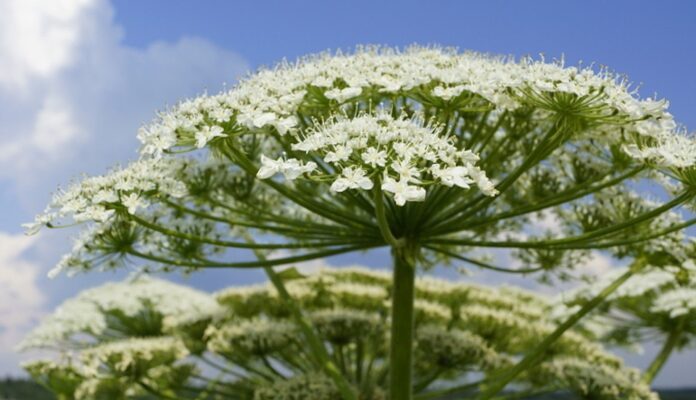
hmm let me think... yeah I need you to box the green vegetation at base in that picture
[2,377,695,399]
[0,378,53,400]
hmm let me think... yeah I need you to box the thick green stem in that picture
[642,318,685,384]
[389,244,418,400]
[478,258,646,399]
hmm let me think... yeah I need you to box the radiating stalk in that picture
[389,244,418,400]
[245,234,357,400]
[642,318,685,384]
[478,258,646,399]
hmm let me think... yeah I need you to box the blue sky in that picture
[0,0,694,387]
[112,0,696,126]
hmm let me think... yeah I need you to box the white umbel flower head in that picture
[81,337,189,376]
[23,158,189,234]
[19,275,223,350]
[557,256,696,348]
[136,46,678,160]
[651,287,696,318]
[259,112,497,205]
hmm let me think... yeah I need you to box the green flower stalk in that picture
[24,46,696,399]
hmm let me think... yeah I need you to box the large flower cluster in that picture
[538,357,650,400]
[258,113,497,205]
[624,134,696,170]
[23,266,656,400]
[80,337,190,376]
[23,157,189,235]
[623,133,696,187]
[25,45,696,282]
[128,46,696,215]
[136,46,676,157]
[18,275,223,350]
[556,254,696,345]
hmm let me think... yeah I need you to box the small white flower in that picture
[330,167,374,193]
[361,148,387,167]
[257,155,284,179]
[76,206,115,222]
[382,176,426,206]
[21,221,42,236]
[93,190,118,204]
[137,126,177,159]
[62,197,88,213]
[460,150,480,164]
[432,165,474,189]
[391,159,420,183]
[375,76,402,92]
[477,179,498,196]
[194,125,226,148]
[325,145,352,163]
[122,193,148,215]
[209,107,232,123]
[432,85,466,101]
[469,166,498,196]
[256,156,316,180]
[252,112,277,128]
[281,159,316,180]
[273,116,299,135]
[324,87,362,103]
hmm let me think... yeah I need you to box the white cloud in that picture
[0,233,44,358]
[0,94,83,169]
[0,0,249,375]
[0,0,92,91]
[0,0,250,214]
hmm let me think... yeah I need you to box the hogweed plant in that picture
[21,267,658,399]
[24,46,696,399]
